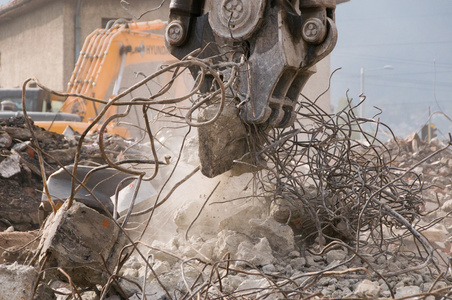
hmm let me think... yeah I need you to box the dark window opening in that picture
[101,17,132,29]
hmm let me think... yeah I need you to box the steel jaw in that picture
[237,1,338,128]
[165,0,338,177]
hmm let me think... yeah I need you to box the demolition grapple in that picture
[165,0,338,177]
[165,0,337,128]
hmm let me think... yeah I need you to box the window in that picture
[101,18,131,29]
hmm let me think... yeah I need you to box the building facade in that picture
[0,0,169,90]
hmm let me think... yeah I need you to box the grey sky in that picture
[331,0,452,139]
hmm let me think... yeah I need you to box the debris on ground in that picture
[0,117,74,230]
[0,116,139,230]
[3,124,451,299]
[2,73,452,299]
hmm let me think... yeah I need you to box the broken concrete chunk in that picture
[218,206,296,257]
[0,178,41,230]
[442,199,452,212]
[235,278,269,295]
[0,262,38,300]
[0,230,38,264]
[3,126,34,141]
[404,132,423,153]
[33,283,56,300]
[325,249,347,265]
[3,125,64,146]
[353,279,381,298]
[0,152,21,178]
[38,201,127,287]
[197,103,248,178]
[214,230,252,260]
[173,198,221,236]
[78,291,99,300]
[218,203,267,232]
[236,237,276,266]
[213,230,278,266]
[247,217,296,256]
[136,259,171,282]
[46,148,77,164]
[421,224,447,246]
[0,131,12,148]
[290,257,306,270]
[395,286,421,298]
[270,196,305,224]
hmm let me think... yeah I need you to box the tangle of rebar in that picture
[19,32,452,299]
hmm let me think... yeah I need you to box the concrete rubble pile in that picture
[386,133,452,251]
[0,117,71,231]
[0,116,138,230]
[1,115,452,298]
[0,116,137,299]
[110,133,452,300]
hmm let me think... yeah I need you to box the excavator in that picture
[39,0,338,217]
[48,19,177,136]
[0,19,175,137]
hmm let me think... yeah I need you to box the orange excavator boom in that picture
[36,19,175,137]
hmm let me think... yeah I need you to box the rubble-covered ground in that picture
[1,113,452,299]
[0,117,70,231]
[0,117,135,231]
[112,133,452,300]
[1,57,452,299]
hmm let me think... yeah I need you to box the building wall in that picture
[0,0,170,91]
[0,0,65,89]
[303,55,333,113]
